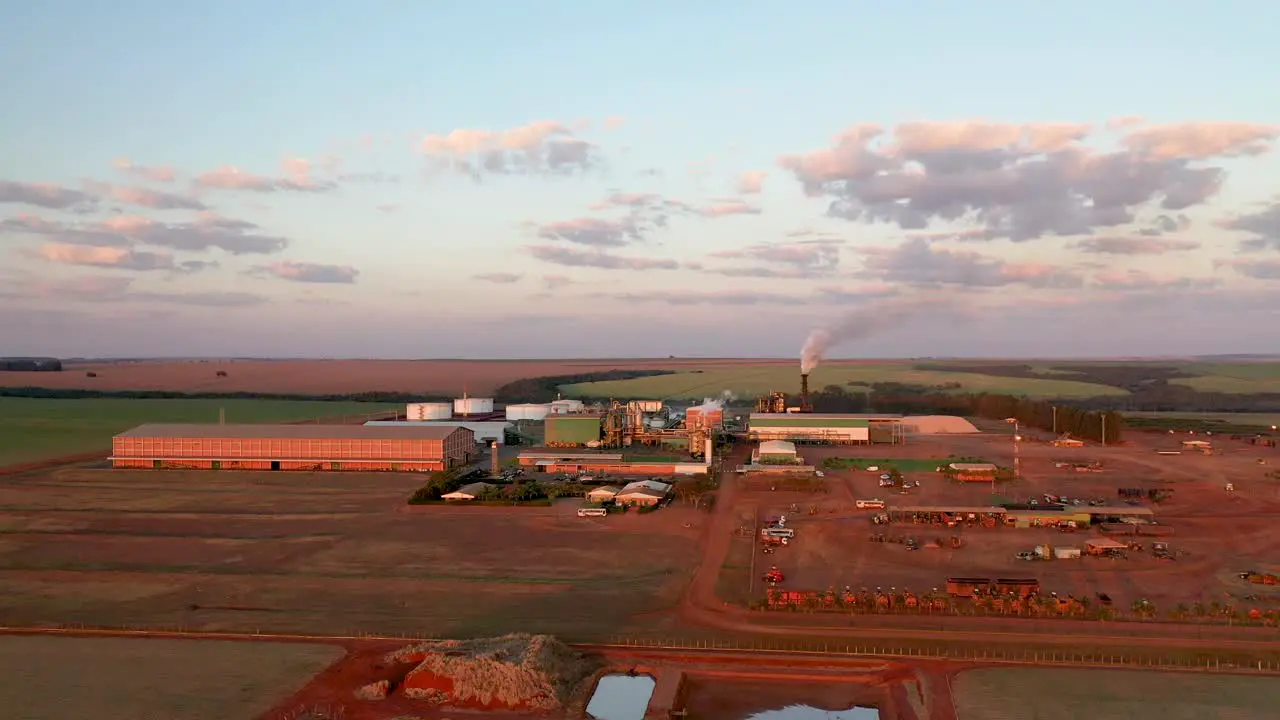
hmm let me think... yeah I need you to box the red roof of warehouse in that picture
[115,423,468,440]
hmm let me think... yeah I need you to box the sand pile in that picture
[386,634,597,711]
[902,415,980,434]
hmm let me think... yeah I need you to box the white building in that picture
[586,486,621,502]
[505,403,552,421]
[442,482,493,500]
[753,440,798,464]
[550,399,586,414]
[365,419,512,445]
[454,396,494,416]
[615,479,672,507]
[406,402,452,420]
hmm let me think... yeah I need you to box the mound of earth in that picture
[386,634,598,711]
[903,415,980,434]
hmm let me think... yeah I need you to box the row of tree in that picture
[806,383,1125,443]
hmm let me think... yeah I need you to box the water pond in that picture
[585,673,656,720]
[747,705,880,719]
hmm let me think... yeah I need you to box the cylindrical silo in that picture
[454,397,494,416]
[550,399,585,414]
[407,402,453,420]
[505,403,552,421]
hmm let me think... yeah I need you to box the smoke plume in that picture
[800,295,948,374]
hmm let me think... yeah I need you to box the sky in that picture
[2,1,1279,359]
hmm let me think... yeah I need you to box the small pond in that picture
[748,705,880,719]
[585,673,656,720]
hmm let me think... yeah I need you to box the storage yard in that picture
[727,427,1280,616]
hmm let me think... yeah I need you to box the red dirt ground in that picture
[0,358,803,395]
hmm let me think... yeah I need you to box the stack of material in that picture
[387,634,598,711]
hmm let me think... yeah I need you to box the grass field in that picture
[0,468,701,640]
[560,359,1280,401]
[0,398,396,467]
[1125,412,1280,430]
[559,363,1130,400]
[951,667,1280,719]
[0,635,341,720]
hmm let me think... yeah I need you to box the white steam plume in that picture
[801,295,950,374]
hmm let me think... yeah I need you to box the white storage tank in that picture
[505,403,551,421]
[454,396,494,416]
[407,402,452,420]
[550,399,585,414]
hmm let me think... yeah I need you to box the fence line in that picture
[3,623,1277,675]
[598,635,1280,674]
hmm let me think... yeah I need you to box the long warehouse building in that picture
[111,423,475,472]
[747,413,906,444]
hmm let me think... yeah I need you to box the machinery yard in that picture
[727,428,1280,618]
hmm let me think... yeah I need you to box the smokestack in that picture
[800,373,811,412]
[490,441,500,476]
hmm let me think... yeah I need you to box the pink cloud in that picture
[1120,122,1280,160]
[736,171,766,195]
[419,120,598,174]
[36,242,175,271]
[250,260,358,284]
[777,118,1269,241]
[193,164,335,192]
[83,181,205,210]
[112,158,177,182]
[603,116,626,130]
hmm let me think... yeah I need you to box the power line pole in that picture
[1052,406,1057,435]
[1102,413,1107,447]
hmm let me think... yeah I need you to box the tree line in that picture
[0,387,449,403]
[804,383,1125,443]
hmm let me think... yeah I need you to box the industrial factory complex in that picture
[107,371,906,475]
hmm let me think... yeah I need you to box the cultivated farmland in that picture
[0,398,397,467]
[0,358,700,395]
[563,359,1280,400]
[0,635,341,720]
[0,467,702,640]
[952,667,1280,719]
[561,362,1129,400]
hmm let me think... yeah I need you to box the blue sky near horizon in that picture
[2,1,1279,359]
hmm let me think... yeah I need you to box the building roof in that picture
[749,413,905,419]
[365,420,512,429]
[949,462,997,471]
[444,482,493,498]
[1085,537,1128,549]
[892,506,1007,514]
[619,479,672,496]
[519,450,625,460]
[759,440,797,454]
[1086,506,1154,517]
[587,485,621,495]
[116,423,469,440]
[547,413,603,420]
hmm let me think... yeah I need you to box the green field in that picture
[560,360,1280,402]
[0,635,341,720]
[1124,412,1280,431]
[0,398,396,467]
[559,363,1130,401]
[822,457,954,472]
[952,667,1280,719]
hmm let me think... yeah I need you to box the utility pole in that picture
[1102,413,1107,447]
[1052,406,1057,436]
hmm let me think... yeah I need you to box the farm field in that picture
[951,667,1280,719]
[0,358,712,395]
[563,359,1280,400]
[0,635,341,720]
[0,468,702,640]
[561,362,1128,400]
[724,429,1280,614]
[1125,411,1280,430]
[0,398,397,467]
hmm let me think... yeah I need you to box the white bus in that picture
[577,507,608,517]
[856,499,886,509]
[761,527,795,539]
